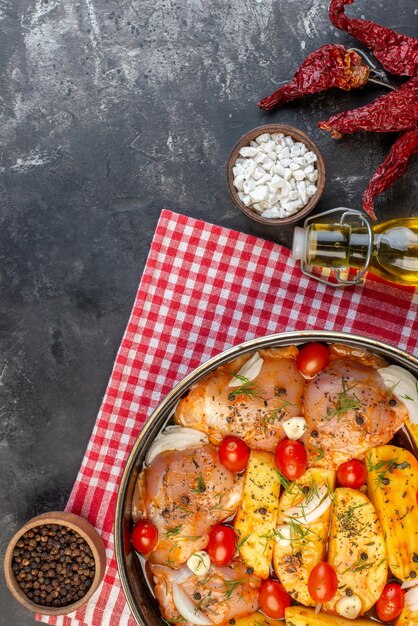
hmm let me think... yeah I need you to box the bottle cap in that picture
[292,227,306,261]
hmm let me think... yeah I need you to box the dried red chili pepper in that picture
[258,45,370,110]
[329,0,418,77]
[362,127,418,220]
[318,77,418,138]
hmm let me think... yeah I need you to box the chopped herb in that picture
[228,375,260,401]
[312,443,325,463]
[237,534,251,549]
[163,525,183,539]
[275,469,292,491]
[210,492,231,512]
[400,393,414,401]
[366,454,409,490]
[191,472,206,494]
[323,378,362,421]
[386,380,400,397]
[223,578,245,599]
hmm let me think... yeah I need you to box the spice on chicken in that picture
[329,0,418,77]
[318,77,418,138]
[362,127,418,220]
[258,45,370,111]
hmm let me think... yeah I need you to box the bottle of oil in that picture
[292,209,418,287]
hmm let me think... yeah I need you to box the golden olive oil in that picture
[296,218,418,286]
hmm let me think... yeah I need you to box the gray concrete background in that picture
[0,0,416,624]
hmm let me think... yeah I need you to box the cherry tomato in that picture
[218,436,250,473]
[308,562,338,603]
[131,520,159,554]
[375,583,405,622]
[337,459,368,489]
[258,579,291,619]
[296,343,330,378]
[207,524,236,566]
[275,438,307,481]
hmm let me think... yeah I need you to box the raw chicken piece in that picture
[132,443,243,567]
[151,558,260,625]
[175,347,305,451]
[304,345,408,468]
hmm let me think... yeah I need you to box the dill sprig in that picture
[209,491,231,512]
[366,454,409,490]
[323,378,362,421]
[223,578,245,599]
[386,380,400,397]
[191,472,206,494]
[228,375,260,401]
[163,525,183,539]
[237,534,251,549]
[275,469,292,491]
[312,443,325,463]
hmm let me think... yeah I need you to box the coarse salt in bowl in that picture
[227,125,326,226]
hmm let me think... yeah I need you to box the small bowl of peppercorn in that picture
[4,511,106,616]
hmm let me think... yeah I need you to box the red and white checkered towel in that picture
[37,209,418,626]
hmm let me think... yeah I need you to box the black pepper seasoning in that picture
[11,524,95,608]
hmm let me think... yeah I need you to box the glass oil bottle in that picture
[292,208,418,287]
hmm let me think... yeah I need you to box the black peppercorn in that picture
[193,592,201,600]
[11,524,95,608]
[355,416,364,425]
[360,552,368,561]
[410,571,417,578]
[311,430,318,438]
[246,567,254,575]
[346,588,353,597]
[389,398,397,407]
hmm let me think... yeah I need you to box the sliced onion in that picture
[407,601,418,613]
[172,582,212,625]
[145,426,208,465]
[282,417,307,440]
[228,352,264,388]
[378,365,418,424]
[314,603,322,615]
[275,525,292,547]
[405,584,418,609]
[282,486,332,524]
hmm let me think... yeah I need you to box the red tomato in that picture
[337,459,368,489]
[258,579,291,619]
[296,342,330,378]
[218,436,250,473]
[275,438,307,481]
[131,520,158,554]
[308,562,338,603]
[375,583,405,622]
[207,524,236,566]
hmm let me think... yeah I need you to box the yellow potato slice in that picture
[233,611,284,626]
[234,450,280,579]
[285,605,375,625]
[396,606,418,626]
[367,445,418,582]
[324,487,387,615]
[273,468,335,607]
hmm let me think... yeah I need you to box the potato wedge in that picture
[367,445,418,582]
[396,606,418,626]
[273,468,335,606]
[285,606,375,625]
[233,611,284,626]
[324,487,387,615]
[234,450,280,578]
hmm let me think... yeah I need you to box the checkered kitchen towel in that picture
[37,209,418,626]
